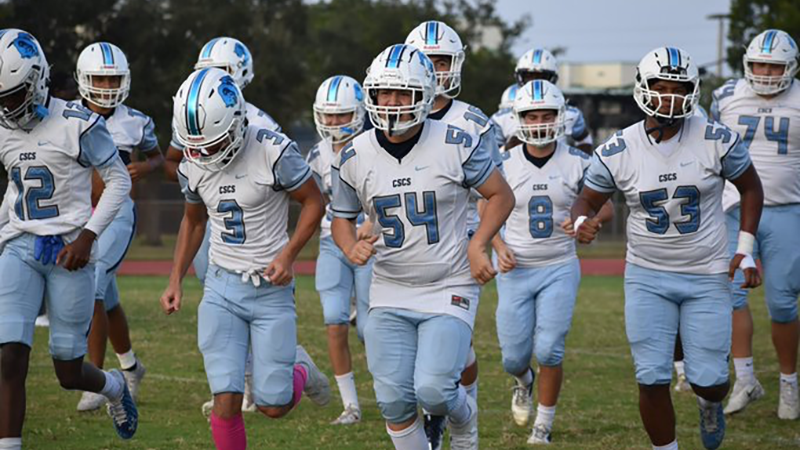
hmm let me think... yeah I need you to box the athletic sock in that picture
[387,416,428,450]
[780,372,798,387]
[733,357,755,383]
[335,372,359,410]
[0,438,22,450]
[291,364,308,408]
[515,367,533,388]
[116,350,137,371]
[463,377,478,402]
[674,360,685,377]
[210,412,246,450]
[653,439,678,450]
[534,403,556,430]
[99,371,123,402]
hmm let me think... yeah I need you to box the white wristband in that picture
[736,231,755,256]
[739,254,756,270]
[574,215,588,231]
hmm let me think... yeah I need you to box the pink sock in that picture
[292,364,308,408]
[210,412,246,450]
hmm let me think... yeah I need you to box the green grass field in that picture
[23,276,800,449]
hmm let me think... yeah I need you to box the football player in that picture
[162,37,279,415]
[404,20,502,448]
[572,47,764,450]
[712,29,800,419]
[160,68,327,450]
[493,80,613,444]
[73,41,161,412]
[0,29,137,449]
[492,49,593,153]
[307,75,372,425]
[331,43,514,450]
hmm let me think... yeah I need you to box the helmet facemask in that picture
[0,64,46,130]
[743,58,798,95]
[180,114,246,172]
[365,86,431,137]
[516,107,566,147]
[77,72,130,109]
[428,51,465,99]
[634,72,699,121]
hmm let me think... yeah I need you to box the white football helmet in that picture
[195,37,254,90]
[743,29,799,95]
[514,80,566,147]
[76,42,131,109]
[313,75,365,144]
[404,20,465,99]
[633,47,699,120]
[0,29,49,130]
[498,83,519,110]
[515,48,559,85]
[364,44,436,136]
[173,68,247,171]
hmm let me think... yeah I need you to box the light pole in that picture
[707,14,729,78]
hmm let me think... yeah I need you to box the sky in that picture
[496,0,733,75]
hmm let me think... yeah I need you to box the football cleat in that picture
[106,370,139,440]
[698,397,725,450]
[122,359,146,402]
[674,372,692,393]
[527,423,552,445]
[424,413,447,450]
[330,405,361,425]
[778,380,799,420]
[511,382,534,427]
[724,379,764,414]
[77,391,107,412]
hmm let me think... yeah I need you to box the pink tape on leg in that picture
[292,364,308,408]
[210,412,247,450]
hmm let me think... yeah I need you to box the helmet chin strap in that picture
[645,116,681,143]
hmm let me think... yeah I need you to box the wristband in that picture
[738,254,756,270]
[736,231,755,256]
[574,215,588,231]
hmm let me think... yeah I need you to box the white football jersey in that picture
[104,104,159,165]
[430,99,501,234]
[332,120,496,328]
[306,138,364,239]
[491,104,588,149]
[170,101,280,149]
[178,125,311,274]
[0,97,125,248]
[585,114,752,274]
[501,142,591,267]
[712,79,800,210]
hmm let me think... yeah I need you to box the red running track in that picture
[118,259,626,277]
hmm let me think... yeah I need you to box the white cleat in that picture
[724,379,764,415]
[778,381,799,420]
[201,398,214,419]
[242,374,257,412]
[527,423,552,445]
[511,383,534,427]
[296,345,331,406]
[34,314,50,327]
[449,395,478,450]
[674,373,692,393]
[331,405,361,425]
[77,391,107,412]
[122,359,146,402]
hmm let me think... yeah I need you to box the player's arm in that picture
[265,142,325,285]
[161,169,207,315]
[570,110,594,154]
[163,142,184,182]
[330,155,375,265]
[128,119,164,182]
[723,139,764,288]
[571,154,615,244]
[59,119,132,271]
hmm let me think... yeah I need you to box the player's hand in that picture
[265,252,294,286]
[729,254,762,289]
[493,241,517,273]
[345,235,377,266]
[575,217,601,244]
[561,217,576,237]
[127,162,150,182]
[356,221,374,241]
[468,240,497,285]
[160,282,182,315]
[56,230,95,271]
